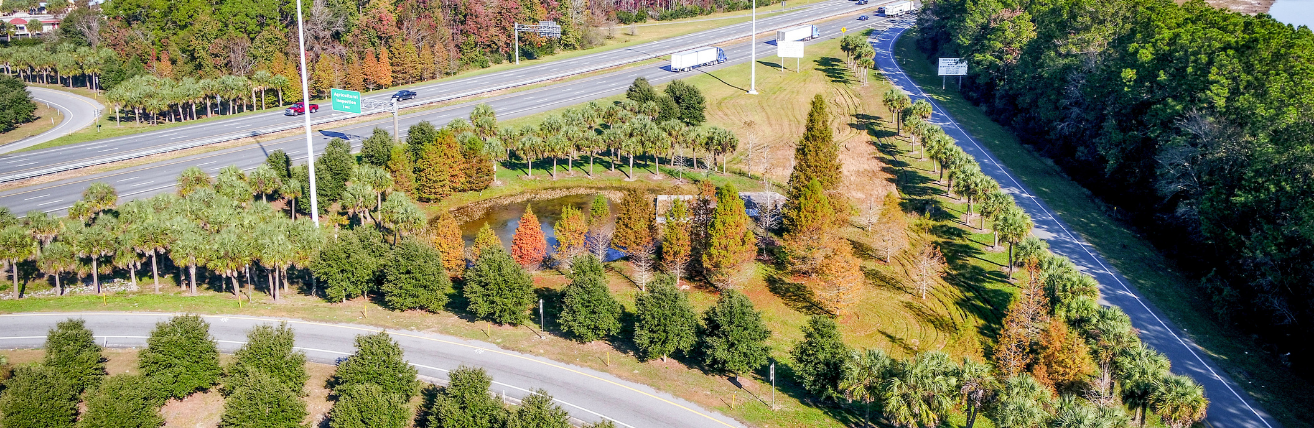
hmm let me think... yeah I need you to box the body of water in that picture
[1269,0,1314,29]
[458,194,624,261]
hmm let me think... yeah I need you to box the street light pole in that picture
[748,0,758,95]
[294,0,320,226]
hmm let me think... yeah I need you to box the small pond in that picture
[459,194,625,261]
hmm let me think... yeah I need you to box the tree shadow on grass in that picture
[814,56,851,84]
[901,300,959,335]
[764,272,830,316]
[770,362,867,427]
[880,329,921,355]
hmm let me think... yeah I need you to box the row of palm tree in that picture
[0,44,117,89]
[480,100,738,180]
[103,72,290,125]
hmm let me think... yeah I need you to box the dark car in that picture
[858,14,869,20]
[285,102,318,116]
[391,90,417,101]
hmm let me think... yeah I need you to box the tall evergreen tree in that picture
[700,290,771,378]
[702,184,757,289]
[78,374,165,428]
[0,366,80,428]
[382,237,451,312]
[43,318,106,393]
[664,80,706,125]
[415,130,466,201]
[465,247,535,325]
[507,389,571,428]
[510,206,547,270]
[330,332,418,399]
[633,277,698,362]
[361,128,394,167]
[625,77,658,105]
[311,227,389,303]
[787,94,841,199]
[558,254,623,342]
[219,369,308,428]
[138,315,222,400]
[425,366,509,428]
[316,138,355,205]
[790,316,850,400]
[223,322,307,396]
[329,383,411,428]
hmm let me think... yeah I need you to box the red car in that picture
[285,102,319,116]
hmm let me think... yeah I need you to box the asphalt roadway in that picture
[0,87,104,155]
[0,11,896,215]
[0,0,877,181]
[0,312,747,427]
[871,23,1282,428]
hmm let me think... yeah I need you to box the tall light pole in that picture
[294,0,320,226]
[748,0,758,94]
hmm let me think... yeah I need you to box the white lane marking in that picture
[35,199,63,206]
[22,194,49,201]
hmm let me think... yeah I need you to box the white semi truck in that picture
[775,25,820,42]
[878,0,917,16]
[670,47,728,72]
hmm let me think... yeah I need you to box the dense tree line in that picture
[916,0,1314,369]
[0,74,36,132]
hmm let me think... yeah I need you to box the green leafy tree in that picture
[386,143,416,196]
[266,150,292,181]
[316,138,355,205]
[331,332,418,398]
[381,237,452,312]
[702,184,757,289]
[44,318,106,393]
[223,322,307,396]
[219,369,308,428]
[624,77,658,105]
[790,316,850,401]
[361,128,394,167]
[558,254,623,342]
[507,389,570,428]
[426,366,509,428]
[415,130,465,201]
[464,247,535,325]
[0,75,37,132]
[311,227,389,302]
[329,384,411,428]
[472,222,502,261]
[661,199,692,285]
[633,277,697,362]
[700,290,771,378]
[0,366,80,428]
[664,79,706,125]
[138,315,222,400]
[78,374,165,428]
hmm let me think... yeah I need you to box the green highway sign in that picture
[331,88,361,114]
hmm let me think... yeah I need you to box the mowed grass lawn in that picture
[1,34,1019,428]
[893,27,1314,428]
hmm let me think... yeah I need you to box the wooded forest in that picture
[915,0,1314,374]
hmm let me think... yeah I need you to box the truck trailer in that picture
[775,25,820,42]
[878,0,917,16]
[670,47,727,72]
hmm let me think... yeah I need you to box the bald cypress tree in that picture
[415,130,466,202]
[431,213,467,278]
[702,184,757,289]
[510,206,547,270]
[787,95,841,201]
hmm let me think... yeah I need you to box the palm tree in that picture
[378,192,425,245]
[207,227,250,297]
[1150,374,1207,428]
[288,219,323,296]
[471,104,498,139]
[168,220,208,295]
[483,136,506,183]
[137,218,173,293]
[37,241,77,295]
[281,178,304,220]
[841,348,893,423]
[880,352,958,428]
[248,164,283,204]
[987,374,1051,428]
[256,220,294,300]
[957,359,995,428]
[518,134,543,178]
[113,226,144,285]
[251,70,273,110]
[0,225,37,299]
[81,182,118,219]
[352,165,393,209]
[24,210,63,247]
[1115,345,1169,425]
[1052,395,1129,428]
[70,218,117,294]
[341,181,376,225]
[995,206,1033,279]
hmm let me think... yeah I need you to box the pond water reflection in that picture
[458,194,625,261]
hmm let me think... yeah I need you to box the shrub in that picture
[464,247,534,325]
[328,384,411,428]
[426,366,508,428]
[43,318,106,393]
[138,315,221,400]
[381,237,451,312]
[219,369,308,428]
[507,389,570,428]
[223,323,307,396]
[78,374,166,428]
[330,332,418,399]
[0,366,79,428]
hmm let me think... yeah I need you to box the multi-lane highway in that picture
[0,9,894,215]
[0,87,103,155]
[871,22,1281,428]
[0,0,876,183]
[0,312,747,427]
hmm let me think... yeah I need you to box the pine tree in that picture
[664,80,706,125]
[385,144,415,195]
[610,191,654,258]
[783,179,836,276]
[472,223,502,262]
[814,237,863,316]
[425,366,509,428]
[465,247,535,325]
[507,389,571,428]
[700,290,771,378]
[702,184,757,289]
[787,95,841,199]
[510,206,547,270]
[633,277,698,362]
[558,254,622,342]
[43,318,106,393]
[138,315,222,400]
[661,199,692,285]
[553,204,588,266]
[78,374,165,428]
[330,332,418,398]
[790,316,850,400]
[220,369,308,428]
[361,128,394,167]
[431,213,467,277]
[382,237,452,312]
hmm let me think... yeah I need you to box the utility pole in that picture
[392,99,399,143]
[294,0,319,226]
[748,0,758,95]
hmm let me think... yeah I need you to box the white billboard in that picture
[938,58,968,76]
[777,41,804,58]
